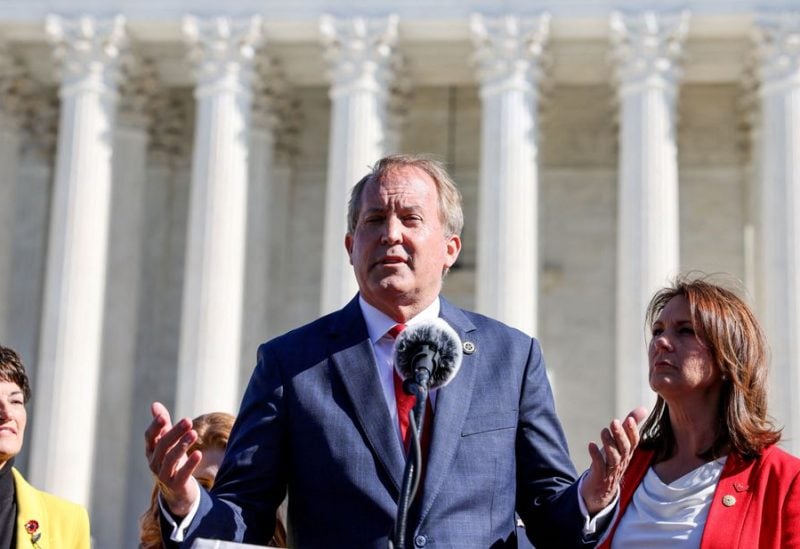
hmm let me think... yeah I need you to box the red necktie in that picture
[389,325,433,470]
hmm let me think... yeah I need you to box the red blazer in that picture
[598,444,800,549]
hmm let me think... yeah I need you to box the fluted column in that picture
[93,55,157,549]
[0,47,24,342]
[176,16,264,418]
[755,12,800,454]
[610,11,688,416]
[240,54,283,380]
[471,14,550,337]
[30,15,127,507]
[319,15,397,313]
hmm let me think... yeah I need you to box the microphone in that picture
[393,318,463,390]
[390,318,463,548]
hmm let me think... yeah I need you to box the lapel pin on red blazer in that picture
[722,495,736,507]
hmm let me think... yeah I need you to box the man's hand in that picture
[144,402,202,517]
[581,406,648,515]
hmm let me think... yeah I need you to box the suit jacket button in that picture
[414,534,427,547]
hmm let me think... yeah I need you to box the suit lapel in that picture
[329,298,406,493]
[418,299,478,522]
[327,297,481,510]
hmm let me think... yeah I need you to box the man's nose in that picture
[381,217,403,244]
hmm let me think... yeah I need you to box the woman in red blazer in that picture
[598,276,800,549]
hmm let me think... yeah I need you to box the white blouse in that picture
[611,457,727,549]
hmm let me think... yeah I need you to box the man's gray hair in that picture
[346,154,464,238]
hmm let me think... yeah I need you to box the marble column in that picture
[92,55,157,549]
[0,47,24,343]
[610,11,688,416]
[755,12,800,454]
[319,15,398,314]
[176,16,264,418]
[239,54,283,381]
[471,13,550,337]
[30,15,127,507]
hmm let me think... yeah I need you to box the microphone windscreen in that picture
[394,318,463,389]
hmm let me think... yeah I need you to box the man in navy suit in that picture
[146,154,645,547]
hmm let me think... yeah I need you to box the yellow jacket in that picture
[11,468,90,549]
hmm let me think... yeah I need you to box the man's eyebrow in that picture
[361,204,423,216]
[392,203,424,213]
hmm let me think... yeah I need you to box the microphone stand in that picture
[389,373,429,549]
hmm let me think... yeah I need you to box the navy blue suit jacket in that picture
[179,296,595,548]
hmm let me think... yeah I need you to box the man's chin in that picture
[362,275,412,298]
[369,266,404,281]
[375,279,409,294]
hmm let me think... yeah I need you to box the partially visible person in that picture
[598,276,800,548]
[139,412,286,548]
[0,344,90,548]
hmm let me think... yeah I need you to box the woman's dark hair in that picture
[639,275,781,461]
[0,345,31,403]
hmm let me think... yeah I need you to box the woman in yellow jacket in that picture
[0,345,90,548]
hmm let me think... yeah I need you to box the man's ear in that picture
[444,234,462,269]
[345,233,354,265]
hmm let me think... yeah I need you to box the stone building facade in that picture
[0,1,798,546]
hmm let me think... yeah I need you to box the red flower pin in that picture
[25,519,41,544]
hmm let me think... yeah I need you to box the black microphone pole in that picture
[390,348,435,549]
